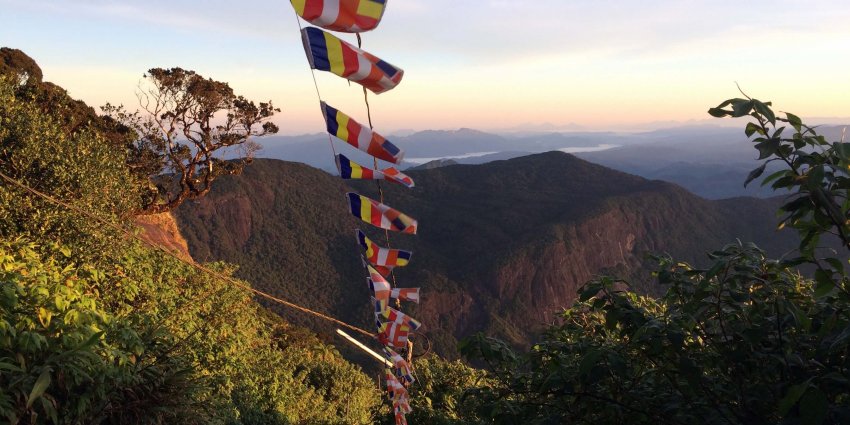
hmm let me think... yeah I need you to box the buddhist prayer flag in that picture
[394,404,409,425]
[385,369,410,402]
[336,154,415,188]
[390,287,420,304]
[368,266,391,312]
[385,347,415,383]
[378,321,410,348]
[290,0,387,33]
[346,193,417,234]
[382,306,422,330]
[358,230,412,273]
[322,102,404,164]
[302,27,403,94]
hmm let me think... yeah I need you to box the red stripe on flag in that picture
[341,44,360,77]
[346,118,361,148]
[303,0,324,20]
[369,202,382,227]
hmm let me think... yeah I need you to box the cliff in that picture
[174,153,799,356]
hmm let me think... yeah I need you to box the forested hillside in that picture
[0,48,384,424]
[175,152,801,356]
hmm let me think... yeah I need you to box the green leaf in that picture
[26,368,51,409]
[761,169,787,187]
[732,99,754,117]
[778,381,810,416]
[753,100,776,124]
[745,122,762,137]
[745,163,767,187]
[579,349,602,376]
[786,112,803,131]
[755,138,781,160]
[815,270,835,298]
[800,387,829,425]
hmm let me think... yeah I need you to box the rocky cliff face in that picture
[175,153,800,356]
[133,212,192,261]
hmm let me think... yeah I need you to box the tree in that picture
[105,67,280,215]
[0,47,43,86]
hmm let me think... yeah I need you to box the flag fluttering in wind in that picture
[358,230,412,274]
[337,154,415,188]
[378,322,410,348]
[385,347,415,383]
[302,27,403,94]
[347,193,417,234]
[291,0,387,33]
[368,266,419,313]
[390,288,419,303]
[323,102,404,164]
[382,306,422,330]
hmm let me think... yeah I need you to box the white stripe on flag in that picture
[316,0,340,26]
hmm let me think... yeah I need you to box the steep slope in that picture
[175,152,799,356]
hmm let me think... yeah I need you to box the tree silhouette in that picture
[105,67,280,214]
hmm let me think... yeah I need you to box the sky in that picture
[1,0,849,135]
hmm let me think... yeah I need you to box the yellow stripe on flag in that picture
[365,237,375,257]
[323,32,345,75]
[336,112,350,141]
[359,196,371,222]
[291,0,306,15]
[357,0,384,19]
[350,162,364,179]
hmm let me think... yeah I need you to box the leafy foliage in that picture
[709,96,850,256]
[0,51,381,424]
[0,75,139,258]
[459,100,850,424]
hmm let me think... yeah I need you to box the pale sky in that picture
[1,0,849,134]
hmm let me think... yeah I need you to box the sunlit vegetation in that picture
[0,52,381,424]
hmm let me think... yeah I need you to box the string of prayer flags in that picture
[289,2,418,422]
[322,102,404,164]
[290,0,387,33]
[336,154,415,188]
[302,27,403,94]
[358,230,412,275]
[346,193,417,234]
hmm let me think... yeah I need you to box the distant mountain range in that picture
[258,124,848,199]
[175,153,802,357]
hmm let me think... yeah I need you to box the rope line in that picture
[292,9,338,158]
[0,170,374,338]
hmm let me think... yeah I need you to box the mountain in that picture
[175,153,800,357]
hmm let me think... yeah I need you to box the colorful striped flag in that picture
[390,287,420,304]
[394,403,410,425]
[377,321,410,348]
[358,230,412,274]
[290,0,387,33]
[302,27,403,94]
[385,347,415,383]
[346,193,417,234]
[337,154,415,188]
[385,369,410,400]
[382,306,422,330]
[368,266,391,312]
[322,102,404,164]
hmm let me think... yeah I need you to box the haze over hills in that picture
[175,152,801,357]
[259,124,848,199]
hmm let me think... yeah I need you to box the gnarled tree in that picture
[106,67,280,215]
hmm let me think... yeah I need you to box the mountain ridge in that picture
[175,152,800,356]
